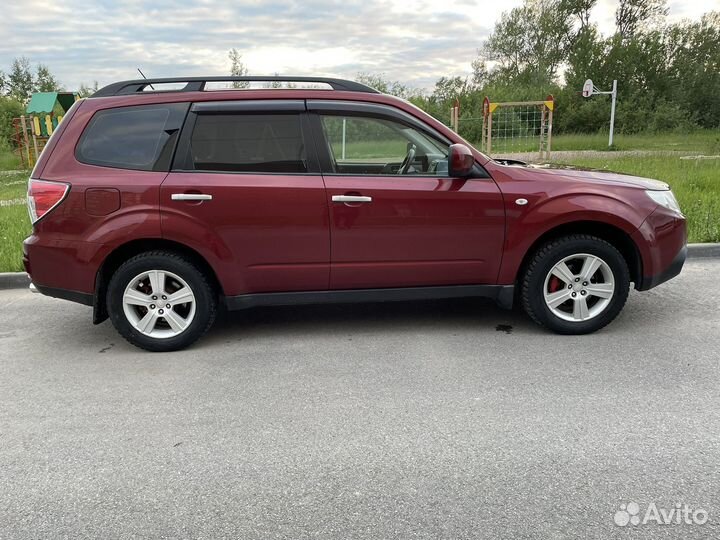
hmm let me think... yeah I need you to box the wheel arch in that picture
[93,238,223,324]
[515,221,643,291]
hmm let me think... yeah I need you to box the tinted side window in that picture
[76,103,188,171]
[189,113,307,173]
[320,114,449,176]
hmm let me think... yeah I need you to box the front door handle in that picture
[332,195,372,203]
[171,193,212,201]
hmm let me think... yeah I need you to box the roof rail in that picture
[92,76,379,97]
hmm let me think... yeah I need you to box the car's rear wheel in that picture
[521,235,630,334]
[107,251,216,351]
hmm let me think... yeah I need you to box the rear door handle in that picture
[332,195,372,203]
[171,193,212,201]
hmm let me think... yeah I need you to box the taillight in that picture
[27,178,70,224]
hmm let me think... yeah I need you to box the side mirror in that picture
[449,144,475,177]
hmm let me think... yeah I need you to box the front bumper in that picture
[632,205,687,291]
[637,244,686,291]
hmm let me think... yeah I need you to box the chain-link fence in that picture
[448,97,554,160]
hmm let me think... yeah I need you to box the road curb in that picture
[0,272,30,290]
[687,243,720,258]
[0,243,718,291]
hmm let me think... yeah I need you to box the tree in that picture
[664,11,720,128]
[560,0,597,31]
[77,81,99,98]
[0,96,24,147]
[228,48,249,88]
[264,72,283,88]
[480,0,574,85]
[431,76,473,103]
[354,73,418,99]
[563,25,604,91]
[615,0,668,39]
[7,57,34,103]
[470,58,488,87]
[35,64,61,92]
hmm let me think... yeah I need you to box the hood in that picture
[494,160,670,190]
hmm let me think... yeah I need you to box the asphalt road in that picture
[1,259,719,539]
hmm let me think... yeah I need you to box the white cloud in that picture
[0,0,714,92]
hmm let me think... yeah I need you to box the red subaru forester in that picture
[24,76,687,351]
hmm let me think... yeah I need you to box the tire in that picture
[106,251,217,352]
[521,235,630,335]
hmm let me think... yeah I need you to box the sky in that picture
[0,0,716,92]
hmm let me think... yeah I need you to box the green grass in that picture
[467,129,720,154]
[0,170,31,272]
[549,130,720,153]
[555,155,720,243]
[0,144,23,170]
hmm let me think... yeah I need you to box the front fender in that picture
[497,192,653,284]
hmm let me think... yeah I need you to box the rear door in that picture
[160,100,329,296]
[308,100,505,290]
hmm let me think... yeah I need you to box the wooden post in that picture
[487,110,493,155]
[31,133,40,166]
[30,116,40,166]
[545,95,554,160]
[546,107,553,160]
[539,105,547,161]
[481,97,489,154]
[20,115,31,167]
[481,113,486,151]
[453,98,460,133]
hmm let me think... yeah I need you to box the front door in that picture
[308,101,505,290]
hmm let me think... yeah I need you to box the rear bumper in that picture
[23,234,109,295]
[31,283,94,306]
[637,244,686,291]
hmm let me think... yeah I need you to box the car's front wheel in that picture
[107,251,217,351]
[521,235,630,334]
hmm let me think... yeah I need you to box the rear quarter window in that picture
[76,103,188,171]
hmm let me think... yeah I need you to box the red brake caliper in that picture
[549,275,562,293]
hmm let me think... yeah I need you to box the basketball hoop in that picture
[580,77,618,147]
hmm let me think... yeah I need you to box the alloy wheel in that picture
[122,270,196,338]
[542,253,615,322]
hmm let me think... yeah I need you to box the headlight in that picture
[646,189,682,214]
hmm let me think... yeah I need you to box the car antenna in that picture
[137,68,155,90]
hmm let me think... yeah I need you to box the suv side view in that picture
[24,76,687,351]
